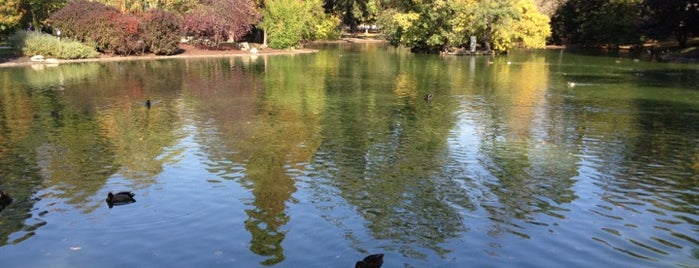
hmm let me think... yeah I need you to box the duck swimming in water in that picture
[355,253,384,268]
[0,190,13,212]
[424,94,433,103]
[106,191,135,208]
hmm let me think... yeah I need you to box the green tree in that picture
[260,0,306,48]
[25,0,68,28]
[643,0,699,48]
[260,0,339,49]
[551,0,643,47]
[303,0,341,40]
[324,0,370,33]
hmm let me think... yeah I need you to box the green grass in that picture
[8,30,99,59]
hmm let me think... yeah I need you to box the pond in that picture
[0,44,698,267]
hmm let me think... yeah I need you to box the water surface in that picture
[0,44,698,267]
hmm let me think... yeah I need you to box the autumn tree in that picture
[183,0,261,48]
[1,0,25,35]
[140,9,183,55]
[51,0,182,55]
[469,0,520,52]
[93,0,197,14]
[513,0,550,49]
[380,0,550,53]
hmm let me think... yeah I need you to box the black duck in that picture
[0,190,13,211]
[355,253,383,268]
[106,191,136,208]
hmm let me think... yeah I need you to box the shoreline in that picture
[0,46,318,68]
[0,38,387,68]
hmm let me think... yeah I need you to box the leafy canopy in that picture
[183,0,260,47]
[260,0,340,49]
[379,0,550,53]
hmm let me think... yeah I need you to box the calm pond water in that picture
[0,44,698,267]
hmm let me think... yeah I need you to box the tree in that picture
[513,0,550,49]
[259,0,339,49]
[259,0,306,48]
[533,0,567,16]
[160,0,198,15]
[380,0,549,53]
[324,0,370,33]
[183,0,261,48]
[93,0,197,14]
[470,0,520,52]
[24,0,68,31]
[643,0,699,48]
[50,0,122,43]
[51,0,182,55]
[303,0,341,40]
[140,9,183,55]
[1,0,25,34]
[551,0,644,47]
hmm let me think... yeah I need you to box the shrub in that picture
[96,12,146,55]
[140,10,182,55]
[8,30,98,59]
[184,0,260,48]
[51,0,175,56]
[183,5,227,47]
[50,0,120,43]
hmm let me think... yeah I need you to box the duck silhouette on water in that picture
[0,190,12,212]
[355,253,383,268]
[106,191,136,208]
[424,94,433,103]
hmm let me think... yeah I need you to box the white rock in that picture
[30,55,45,62]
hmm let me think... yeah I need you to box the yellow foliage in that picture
[514,0,551,49]
[0,0,24,31]
[393,12,420,30]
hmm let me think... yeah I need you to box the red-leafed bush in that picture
[140,10,182,55]
[50,0,120,43]
[183,5,227,47]
[50,0,182,55]
[184,0,261,48]
[100,12,146,55]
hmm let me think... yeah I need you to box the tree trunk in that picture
[676,28,687,48]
